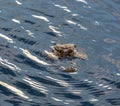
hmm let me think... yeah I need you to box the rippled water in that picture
[0,0,120,106]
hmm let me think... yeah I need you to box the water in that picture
[0,0,120,106]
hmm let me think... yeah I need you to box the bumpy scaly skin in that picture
[42,44,88,73]
[51,44,75,59]
[56,66,77,73]
[63,67,77,73]
[42,44,88,60]
[74,51,88,60]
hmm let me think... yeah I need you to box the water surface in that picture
[0,0,120,106]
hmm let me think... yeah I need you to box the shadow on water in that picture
[14,54,48,72]
[78,102,94,106]
[74,81,105,97]
[26,7,55,18]
[9,34,36,45]
[45,32,57,37]
[5,100,23,106]
[0,85,16,96]
[24,20,36,25]
[107,98,120,105]
[13,81,46,97]
[0,66,16,76]
[28,75,63,87]
[102,78,120,89]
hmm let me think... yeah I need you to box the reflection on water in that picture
[0,0,120,106]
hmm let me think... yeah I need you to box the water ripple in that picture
[0,0,120,106]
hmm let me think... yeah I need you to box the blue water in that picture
[0,0,120,106]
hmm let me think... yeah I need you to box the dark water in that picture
[0,0,120,106]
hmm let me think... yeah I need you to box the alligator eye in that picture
[68,49,73,53]
[59,50,63,53]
